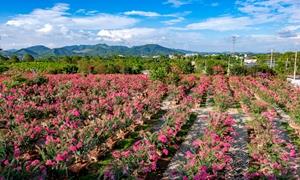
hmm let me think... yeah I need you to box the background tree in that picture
[23,53,35,62]
[10,55,20,63]
[0,54,9,62]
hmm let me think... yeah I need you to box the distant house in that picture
[142,70,150,75]
[287,76,300,87]
[244,54,257,67]
[169,54,177,59]
[184,53,198,58]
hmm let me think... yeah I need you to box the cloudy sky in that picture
[0,0,300,52]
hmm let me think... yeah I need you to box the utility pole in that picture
[232,36,236,57]
[294,51,298,80]
[228,36,236,75]
[270,49,274,68]
[204,57,207,74]
[285,58,289,70]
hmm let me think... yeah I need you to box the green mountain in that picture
[1,44,193,57]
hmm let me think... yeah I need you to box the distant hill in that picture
[1,44,193,57]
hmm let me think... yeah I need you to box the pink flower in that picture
[192,139,202,147]
[290,149,296,158]
[76,141,83,149]
[72,109,80,117]
[14,147,21,158]
[31,160,40,166]
[69,145,77,152]
[185,151,194,159]
[45,160,56,166]
[121,150,131,158]
[3,160,9,166]
[112,151,121,159]
[167,128,175,136]
[55,151,67,162]
[162,149,169,156]
[158,134,168,144]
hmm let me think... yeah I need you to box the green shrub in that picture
[27,75,49,86]
[62,65,78,74]
[231,65,248,75]
[0,66,9,74]
[3,74,27,89]
[166,72,180,85]
[150,67,168,81]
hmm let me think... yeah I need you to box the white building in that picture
[184,53,199,58]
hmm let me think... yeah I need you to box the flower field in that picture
[0,74,300,179]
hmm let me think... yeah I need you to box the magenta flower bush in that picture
[175,112,236,179]
[0,74,168,178]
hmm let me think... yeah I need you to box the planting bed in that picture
[0,74,300,179]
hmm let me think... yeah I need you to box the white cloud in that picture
[97,28,156,42]
[124,11,161,17]
[1,1,300,52]
[36,24,53,34]
[124,10,189,25]
[236,0,300,23]
[6,4,137,30]
[278,30,298,38]
[211,2,219,7]
[71,14,137,30]
[186,0,300,32]
[164,0,191,7]
[96,27,204,51]
[186,16,253,31]
[163,17,185,25]
[1,3,138,49]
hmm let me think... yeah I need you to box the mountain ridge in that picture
[1,44,194,57]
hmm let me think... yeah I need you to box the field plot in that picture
[0,74,300,179]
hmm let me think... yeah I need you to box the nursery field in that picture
[1,74,300,179]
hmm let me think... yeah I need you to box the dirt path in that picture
[226,108,250,179]
[162,106,211,179]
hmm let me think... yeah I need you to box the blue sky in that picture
[0,0,299,52]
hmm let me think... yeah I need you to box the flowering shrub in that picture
[0,74,299,179]
[177,112,236,179]
[212,75,235,111]
[230,76,297,178]
[246,108,296,178]
[103,76,211,179]
[0,74,167,178]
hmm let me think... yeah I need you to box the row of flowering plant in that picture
[246,106,297,178]
[191,76,211,107]
[211,75,235,111]
[0,74,168,178]
[175,112,236,179]
[103,76,210,179]
[230,76,297,178]
[251,77,300,125]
